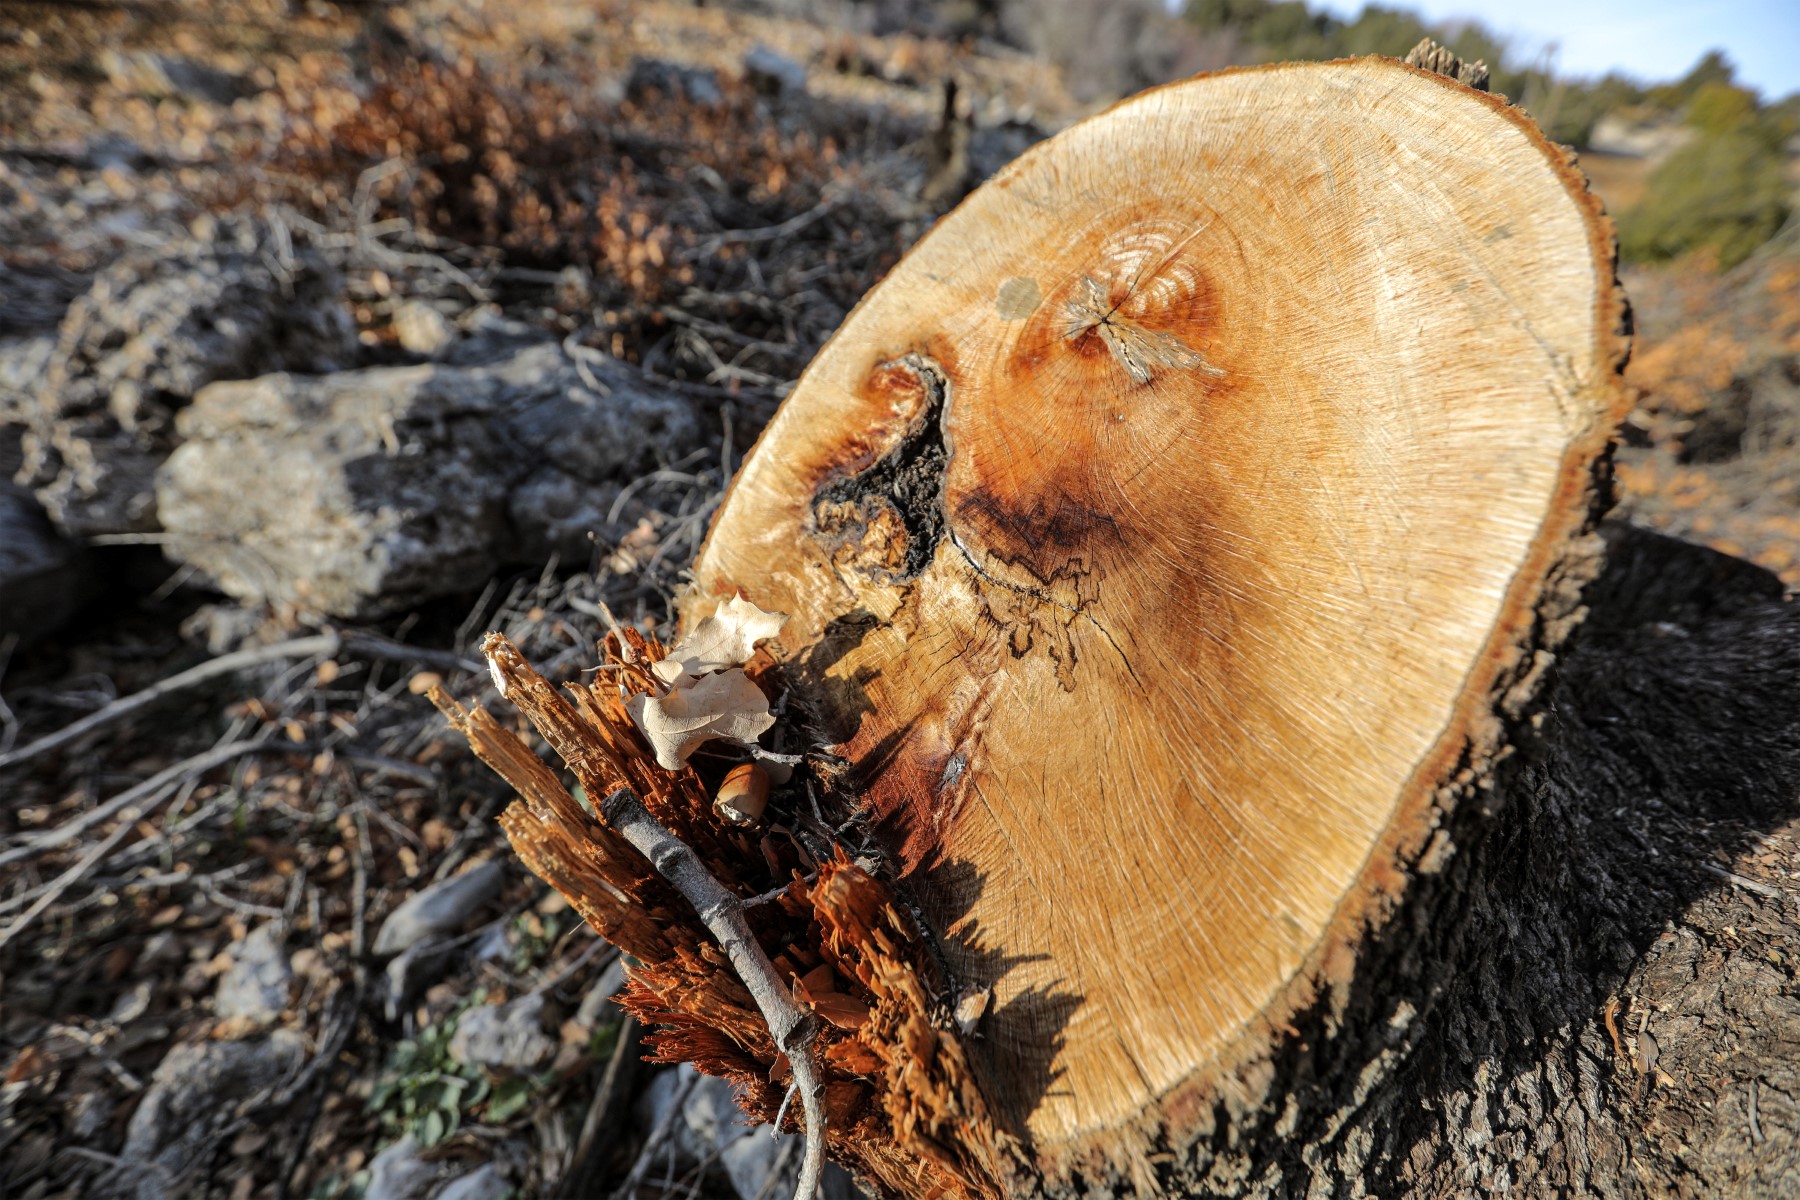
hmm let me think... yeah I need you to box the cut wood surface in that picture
[689,54,1629,1158]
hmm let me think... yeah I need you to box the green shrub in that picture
[1619,126,1791,269]
[367,994,495,1148]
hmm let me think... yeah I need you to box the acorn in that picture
[714,762,770,826]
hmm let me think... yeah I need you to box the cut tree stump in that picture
[695,51,1624,1152]
[673,57,1800,1197]
[450,54,1800,1199]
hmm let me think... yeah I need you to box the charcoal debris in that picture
[0,482,93,638]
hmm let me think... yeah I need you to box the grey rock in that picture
[67,1085,116,1142]
[155,339,699,617]
[627,58,724,107]
[214,923,293,1024]
[109,980,154,1026]
[574,956,628,1029]
[449,993,558,1072]
[471,919,513,965]
[638,1067,861,1200]
[364,1134,452,1200]
[434,1163,513,1200]
[744,46,807,97]
[438,313,547,367]
[383,937,462,1024]
[17,229,355,537]
[178,601,270,657]
[373,861,507,958]
[97,49,252,104]
[119,1031,306,1200]
[0,482,92,638]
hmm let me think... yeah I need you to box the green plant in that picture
[1619,123,1792,270]
[367,992,493,1147]
[1687,81,1760,135]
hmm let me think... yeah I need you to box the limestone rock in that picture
[362,1134,453,1200]
[372,862,507,958]
[638,1067,861,1200]
[448,993,558,1072]
[155,339,699,617]
[118,1032,306,1200]
[435,1164,514,1200]
[213,923,293,1025]
[17,229,356,537]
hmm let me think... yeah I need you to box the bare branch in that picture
[0,636,337,772]
[0,738,276,867]
[600,788,827,1200]
[0,795,143,951]
[0,631,478,773]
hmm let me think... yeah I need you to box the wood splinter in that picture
[598,786,827,1200]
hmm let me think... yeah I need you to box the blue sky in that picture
[1316,0,1800,99]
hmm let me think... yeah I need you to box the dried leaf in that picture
[650,596,787,684]
[627,668,776,769]
[810,991,872,1031]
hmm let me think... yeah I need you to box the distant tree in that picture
[1619,112,1791,269]
[1002,0,1221,102]
[1649,49,1740,110]
[1687,80,1761,135]
[1534,71,1647,147]
[1184,0,1277,34]
[1331,6,1433,58]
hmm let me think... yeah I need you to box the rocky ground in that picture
[0,3,1795,1200]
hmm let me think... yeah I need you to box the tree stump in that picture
[693,50,1623,1159]
[453,56,1800,1198]
[678,57,1800,1195]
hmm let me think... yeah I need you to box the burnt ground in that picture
[0,3,1796,1200]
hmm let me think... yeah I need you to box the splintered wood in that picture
[431,630,1014,1200]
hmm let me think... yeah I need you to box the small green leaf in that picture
[418,1108,448,1147]
[487,1076,532,1123]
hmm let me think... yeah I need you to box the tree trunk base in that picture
[1045,521,1800,1198]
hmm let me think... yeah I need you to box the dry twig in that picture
[0,632,478,773]
[600,788,827,1200]
[0,738,275,868]
[0,636,336,771]
[0,803,144,951]
[563,1016,644,1197]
